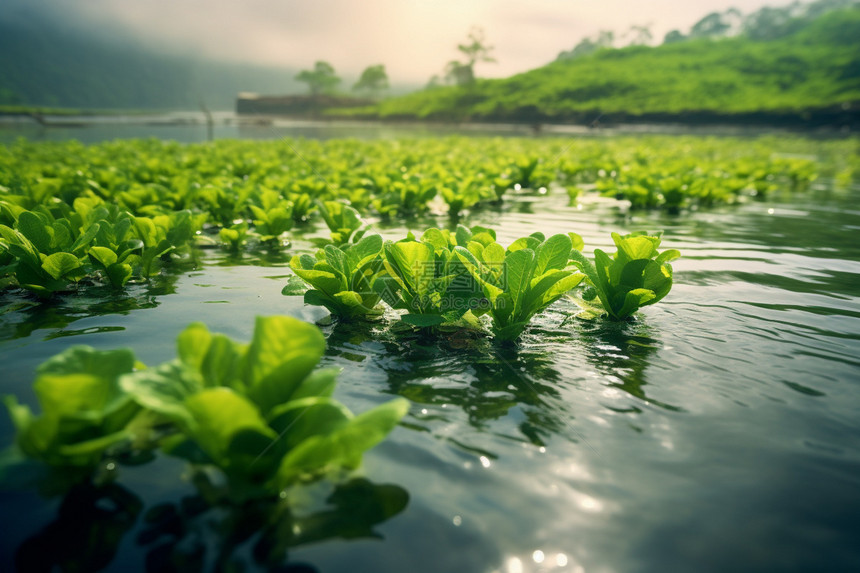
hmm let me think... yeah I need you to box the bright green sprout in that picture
[455,232,585,341]
[289,234,386,320]
[570,232,680,320]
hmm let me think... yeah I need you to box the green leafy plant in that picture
[377,230,482,328]
[508,156,555,191]
[455,232,584,341]
[317,200,367,245]
[435,174,495,216]
[370,179,437,218]
[119,315,409,498]
[0,209,97,297]
[288,191,316,223]
[289,234,386,320]
[195,183,250,227]
[570,232,680,320]
[248,189,293,244]
[1,314,410,512]
[422,224,497,250]
[134,209,203,277]
[218,221,250,251]
[83,203,143,288]
[3,346,140,470]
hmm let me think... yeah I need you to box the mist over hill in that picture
[2,0,857,121]
[0,10,299,110]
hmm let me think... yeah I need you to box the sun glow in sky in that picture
[5,0,798,84]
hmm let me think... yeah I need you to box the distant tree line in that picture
[294,62,390,99]
[556,0,859,61]
[294,26,497,100]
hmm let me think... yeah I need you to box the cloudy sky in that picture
[5,0,797,84]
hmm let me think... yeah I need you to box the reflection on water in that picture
[14,483,142,572]
[139,475,408,573]
[11,473,408,573]
[325,321,572,448]
[208,245,294,268]
[0,272,183,342]
[578,320,682,412]
[44,325,127,340]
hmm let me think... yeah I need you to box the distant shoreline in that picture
[1,106,856,136]
[322,103,859,132]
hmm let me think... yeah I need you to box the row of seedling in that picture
[0,196,203,297]
[2,137,827,231]
[288,222,680,341]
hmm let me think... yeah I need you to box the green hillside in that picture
[353,6,860,124]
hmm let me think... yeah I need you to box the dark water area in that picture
[1,128,859,572]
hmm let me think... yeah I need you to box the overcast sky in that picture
[5,0,798,84]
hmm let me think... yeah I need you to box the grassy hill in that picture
[346,6,860,125]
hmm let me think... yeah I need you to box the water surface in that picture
[1,139,859,572]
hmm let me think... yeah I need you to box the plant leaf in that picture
[17,211,53,253]
[503,248,536,319]
[334,291,364,307]
[242,316,326,414]
[420,228,449,251]
[276,398,408,487]
[120,360,202,424]
[183,388,276,466]
[36,346,136,416]
[291,367,340,400]
[266,397,353,451]
[346,233,383,267]
[201,334,246,390]
[534,234,572,275]
[177,322,212,371]
[88,246,117,268]
[41,252,81,281]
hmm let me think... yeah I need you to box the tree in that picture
[444,61,475,86]
[295,61,341,96]
[352,64,389,98]
[556,30,614,61]
[425,74,442,89]
[457,26,496,68]
[742,5,801,40]
[595,30,615,48]
[663,30,687,44]
[444,27,496,87]
[690,9,742,39]
[624,24,653,46]
[806,0,857,19]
